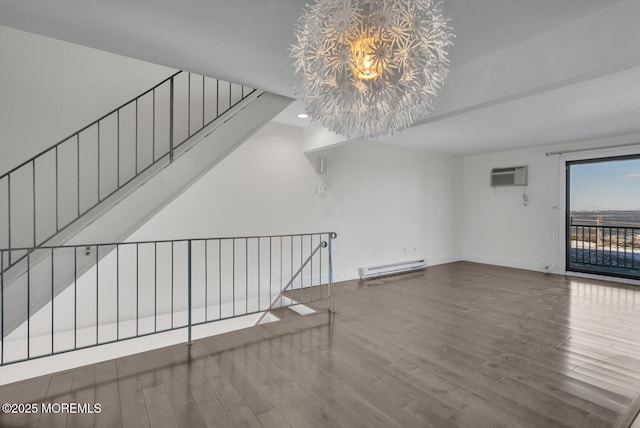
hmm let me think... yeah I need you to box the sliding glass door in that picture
[566,155,640,279]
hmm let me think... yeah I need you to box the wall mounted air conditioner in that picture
[490,166,528,187]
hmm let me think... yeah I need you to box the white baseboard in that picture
[427,255,463,267]
[460,255,544,273]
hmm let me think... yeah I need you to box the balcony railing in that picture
[568,219,640,279]
[0,232,336,366]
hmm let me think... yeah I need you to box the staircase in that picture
[0,71,292,335]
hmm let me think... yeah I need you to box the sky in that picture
[570,157,640,211]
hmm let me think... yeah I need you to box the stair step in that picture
[269,307,303,321]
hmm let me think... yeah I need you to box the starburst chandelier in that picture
[291,0,454,138]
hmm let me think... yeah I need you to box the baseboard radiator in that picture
[359,259,427,279]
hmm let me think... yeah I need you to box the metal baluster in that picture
[219,240,222,320]
[32,160,36,247]
[136,243,140,336]
[188,240,192,345]
[258,238,261,311]
[74,248,77,349]
[629,228,633,269]
[96,245,99,344]
[152,89,156,162]
[319,234,323,299]
[309,235,313,299]
[269,237,272,311]
[77,134,80,217]
[280,236,283,308]
[6,174,9,266]
[154,242,157,332]
[1,251,3,364]
[205,240,208,322]
[188,73,191,137]
[329,233,335,313]
[245,238,248,315]
[27,252,31,358]
[233,239,235,316]
[135,99,139,175]
[633,231,636,270]
[169,77,174,163]
[594,227,604,265]
[617,227,620,267]
[216,80,219,118]
[117,110,121,186]
[55,147,59,232]
[116,245,119,340]
[587,226,598,264]
[171,242,174,328]
[609,227,612,266]
[594,226,598,266]
[589,227,593,264]
[626,228,630,269]
[582,226,597,263]
[51,248,54,354]
[202,75,205,127]
[97,122,101,202]
[290,236,293,307]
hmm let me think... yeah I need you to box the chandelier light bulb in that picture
[351,36,382,80]
[291,0,454,138]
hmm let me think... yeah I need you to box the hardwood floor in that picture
[1,261,640,427]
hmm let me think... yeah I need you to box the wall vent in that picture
[490,166,528,187]
[359,259,426,279]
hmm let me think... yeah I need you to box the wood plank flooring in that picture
[1,261,640,427]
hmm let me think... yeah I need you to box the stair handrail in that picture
[0,70,259,269]
[0,71,181,180]
[253,234,335,326]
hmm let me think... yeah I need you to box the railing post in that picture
[169,76,175,163]
[187,239,192,346]
[328,232,337,313]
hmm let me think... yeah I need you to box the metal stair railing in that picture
[254,232,337,326]
[0,71,259,272]
[0,232,336,366]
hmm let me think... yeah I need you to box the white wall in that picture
[461,132,640,274]
[129,122,463,281]
[0,24,174,174]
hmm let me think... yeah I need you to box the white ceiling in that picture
[0,0,638,154]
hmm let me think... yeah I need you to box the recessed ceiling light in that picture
[297,113,309,119]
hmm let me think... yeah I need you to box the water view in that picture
[568,156,640,279]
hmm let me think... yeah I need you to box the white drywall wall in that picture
[129,122,463,281]
[461,132,640,274]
